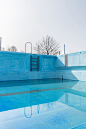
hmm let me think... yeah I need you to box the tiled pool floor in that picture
[0,79,86,129]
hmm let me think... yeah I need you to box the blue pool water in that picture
[0,79,86,128]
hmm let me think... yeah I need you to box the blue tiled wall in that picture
[0,51,57,81]
[1,51,86,81]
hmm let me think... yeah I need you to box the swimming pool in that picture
[0,79,86,129]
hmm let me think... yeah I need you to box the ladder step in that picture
[31,64,38,65]
[31,61,38,62]
[32,68,38,69]
[32,57,38,59]
[31,55,39,71]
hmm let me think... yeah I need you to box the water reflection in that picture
[65,92,68,105]
[23,100,67,119]
[1,80,86,121]
[1,91,86,122]
[23,92,68,119]
[24,106,32,118]
[23,91,86,119]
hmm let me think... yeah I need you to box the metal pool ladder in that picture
[31,55,39,71]
[25,42,32,53]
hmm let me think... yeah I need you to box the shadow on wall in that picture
[56,51,86,81]
[55,54,78,80]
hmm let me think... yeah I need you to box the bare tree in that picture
[34,35,60,55]
[7,46,17,52]
[10,46,17,52]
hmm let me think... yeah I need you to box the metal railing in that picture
[25,42,32,53]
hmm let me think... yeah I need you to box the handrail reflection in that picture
[24,105,40,118]
[24,106,32,118]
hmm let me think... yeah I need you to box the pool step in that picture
[31,55,39,71]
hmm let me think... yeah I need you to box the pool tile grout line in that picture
[0,87,69,97]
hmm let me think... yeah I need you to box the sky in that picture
[0,0,86,54]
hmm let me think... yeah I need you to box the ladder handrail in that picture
[25,42,32,53]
